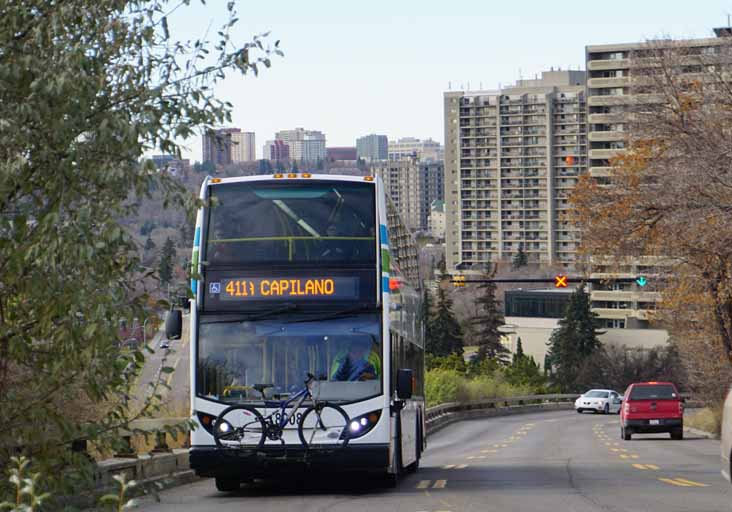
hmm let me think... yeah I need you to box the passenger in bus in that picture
[330,339,380,381]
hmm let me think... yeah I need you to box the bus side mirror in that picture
[396,369,413,400]
[165,309,182,340]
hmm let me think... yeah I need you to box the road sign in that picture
[452,275,466,288]
[636,276,647,287]
[554,275,568,288]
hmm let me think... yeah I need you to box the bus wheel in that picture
[215,476,240,492]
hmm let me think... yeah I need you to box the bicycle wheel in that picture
[213,405,266,451]
[298,403,350,449]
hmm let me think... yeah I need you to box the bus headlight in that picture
[345,410,382,439]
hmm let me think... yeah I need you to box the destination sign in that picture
[210,277,360,301]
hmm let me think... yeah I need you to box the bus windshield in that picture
[205,181,376,266]
[197,313,382,404]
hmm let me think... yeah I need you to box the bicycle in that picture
[212,373,351,452]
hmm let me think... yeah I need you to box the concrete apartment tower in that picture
[585,31,730,329]
[444,70,587,271]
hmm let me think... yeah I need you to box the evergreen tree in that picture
[158,237,176,286]
[144,236,156,252]
[258,159,272,174]
[470,264,509,362]
[512,245,528,269]
[276,160,286,171]
[291,160,299,172]
[514,337,525,363]
[427,268,463,357]
[546,284,604,391]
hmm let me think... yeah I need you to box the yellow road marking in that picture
[442,464,455,469]
[611,448,620,452]
[456,464,468,469]
[416,480,431,489]
[646,464,660,470]
[619,454,629,459]
[658,478,693,487]
[632,464,646,470]
[673,478,709,487]
[165,357,180,388]
[481,449,498,454]
[605,443,613,446]
[433,479,447,489]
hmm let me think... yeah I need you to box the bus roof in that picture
[203,174,378,187]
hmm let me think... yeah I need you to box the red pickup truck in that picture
[620,382,684,441]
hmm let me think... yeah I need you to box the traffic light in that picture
[452,275,466,288]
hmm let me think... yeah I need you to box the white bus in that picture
[175,173,425,491]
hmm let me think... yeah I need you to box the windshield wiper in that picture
[287,304,378,324]
[202,303,300,324]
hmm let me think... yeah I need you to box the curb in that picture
[684,426,719,440]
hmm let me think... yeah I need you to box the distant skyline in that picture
[170,0,732,161]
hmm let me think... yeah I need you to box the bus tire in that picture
[215,476,240,492]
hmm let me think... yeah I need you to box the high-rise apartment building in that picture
[202,128,254,166]
[388,137,443,162]
[263,140,290,161]
[371,160,444,233]
[356,134,388,161]
[585,32,729,328]
[444,70,587,270]
[229,131,256,162]
[275,128,326,162]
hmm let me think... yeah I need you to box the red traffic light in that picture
[554,275,568,288]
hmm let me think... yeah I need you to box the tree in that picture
[546,285,603,391]
[258,159,273,174]
[427,268,464,357]
[470,265,508,362]
[0,0,280,496]
[512,246,528,269]
[570,38,732,398]
[199,160,217,174]
[514,337,525,362]
[144,236,156,252]
[158,237,176,287]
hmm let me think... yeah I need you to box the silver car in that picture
[722,386,732,483]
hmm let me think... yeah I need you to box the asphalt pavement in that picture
[130,410,731,512]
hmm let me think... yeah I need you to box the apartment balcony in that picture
[587,95,629,107]
[588,131,626,142]
[587,76,631,88]
[589,148,624,160]
[587,58,630,71]
[588,113,625,124]
[591,308,631,320]
[589,166,614,177]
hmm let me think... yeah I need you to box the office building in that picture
[263,140,290,162]
[275,128,327,162]
[443,70,587,271]
[326,147,357,161]
[585,32,729,327]
[371,160,444,233]
[202,128,253,167]
[388,137,443,162]
[356,134,388,161]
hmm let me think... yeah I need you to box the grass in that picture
[685,406,723,435]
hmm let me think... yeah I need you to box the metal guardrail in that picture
[424,393,580,423]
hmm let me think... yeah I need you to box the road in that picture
[130,314,190,415]
[131,410,731,511]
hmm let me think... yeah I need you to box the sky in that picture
[170,0,732,161]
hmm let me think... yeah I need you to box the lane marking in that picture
[673,478,709,487]
[467,455,487,460]
[416,480,430,489]
[646,464,660,470]
[481,449,498,454]
[433,480,447,489]
[658,478,693,487]
[442,464,455,470]
[632,464,660,470]
[455,464,468,469]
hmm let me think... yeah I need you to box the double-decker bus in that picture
[182,173,425,491]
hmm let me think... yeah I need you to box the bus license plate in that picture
[649,419,660,425]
